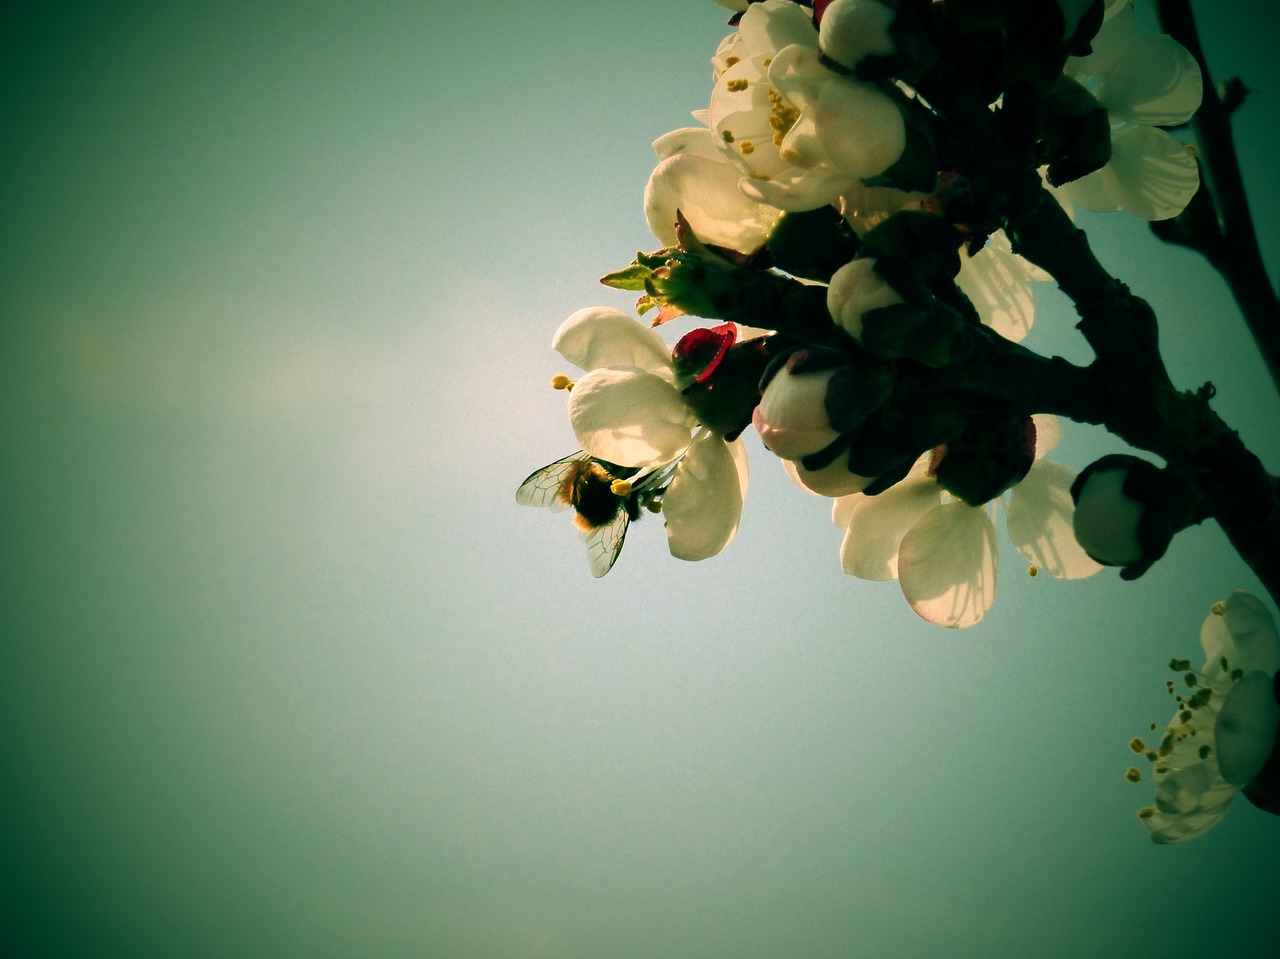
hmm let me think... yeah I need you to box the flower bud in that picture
[827,257,904,342]
[1069,454,1182,579]
[785,449,877,497]
[830,255,970,368]
[819,0,896,73]
[753,348,847,460]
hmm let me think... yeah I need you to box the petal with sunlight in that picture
[1097,34,1202,127]
[837,472,941,581]
[567,368,693,468]
[956,239,1034,342]
[1005,460,1103,579]
[898,501,998,628]
[1221,589,1280,675]
[1099,126,1200,221]
[645,153,779,252]
[663,432,748,561]
[553,307,674,377]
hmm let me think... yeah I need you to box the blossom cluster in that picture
[522,0,1203,615]
[517,0,1278,842]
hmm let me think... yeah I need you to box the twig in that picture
[1155,0,1280,397]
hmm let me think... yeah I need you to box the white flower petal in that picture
[663,433,748,561]
[739,0,819,64]
[1066,4,1134,78]
[898,501,998,628]
[956,239,1035,342]
[768,42,829,110]
[740,163,852,212]
[1005,460,1103,580]
[783,455,874,497]
[1221,590,1280,675]
[1214,671,1280,785]
[1143,772,1235,844]
[836,471,940,580]
[1031,414,1062,457]
[838,180,926,235]
[552,307,673,376]
[567,368,693,468]
[709,59,790,180]
[1072,126,1201,221]
[814,79,906,179]
[1097,33,1202,127]
[645,153,780,251]
[652,125,719,162]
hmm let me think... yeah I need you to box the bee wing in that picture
[516,451,589,512]
[582,507,629,578]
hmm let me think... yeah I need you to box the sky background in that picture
[2,1,1279,957]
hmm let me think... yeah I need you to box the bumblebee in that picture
[516,452,646,577]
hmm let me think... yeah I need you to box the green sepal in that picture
[859,456,917,496]
[644,254,738,321]
[940,0,1017,34]
[680,339,774,440]
[859,211,962,282]
[859,302,970,368]
[824,362,894,433]
[601,263,656,292]
[933,410,1034,506]
[766,207,861,283]
[845,404,966,479]
[1039,76,1111,186]
[855,0,939,85]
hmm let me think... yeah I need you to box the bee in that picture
[516,451,648,577]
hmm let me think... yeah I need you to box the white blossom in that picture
[832,418,1101,628]
[707,0,906,213]
[645,126,782,253]
[1060,6,1203,220]
[1133,592,1280,843]
[553,307,749,561]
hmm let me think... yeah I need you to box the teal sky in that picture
[2,2,1279,957]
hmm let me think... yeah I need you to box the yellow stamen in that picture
[1210,601,1225,616]
[740,140,755,155]
[727,78,749,93]
[723,55,740,68]
[1027,565,1039,577]
[610,479,632,497]
[721,130,735,144]
[1125,767,1142,783]
[1129,737,1146,754]
[767,89,800,146]
[1137,807,1155,820]
[551,374,575,391]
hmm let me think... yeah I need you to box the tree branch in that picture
[1155,0,1280,397]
